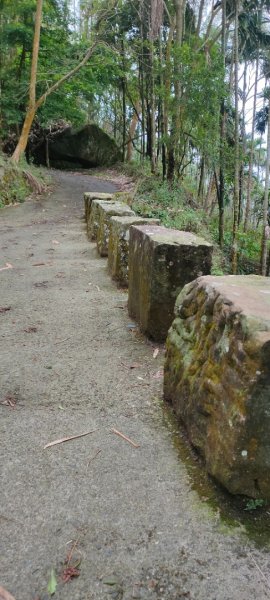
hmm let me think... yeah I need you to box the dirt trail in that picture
[0,170,269,600]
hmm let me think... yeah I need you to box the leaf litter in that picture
[44,428,98,449]
[0,586,16,600]
[0,263,13,272]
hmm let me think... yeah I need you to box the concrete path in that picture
[0,170,269,600]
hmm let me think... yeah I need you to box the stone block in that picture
[128,225,213,342]
[164,275,270,499]
[108,216,160,287]
[84,192,113,223]
[96,203,135,257]
[87,199,117,241]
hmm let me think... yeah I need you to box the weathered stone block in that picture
[128,226,213,341]
[164,275,270,499]
[84,192,113,222]
[96,203,135,257]
[87,199,117,241]
[108,216,160,287]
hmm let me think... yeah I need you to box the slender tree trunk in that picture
[140,3,146,160]
[126,104,140,162]
[12,0,43,163]
[261,98,270,275]
[197,156,205,203]
[149,37,156,173]
[167,0,185,181]
[231,0,239,274]
[218,0,226,247]
[12,26,99,164]
[238,60,247,226]
[121,39,126,162]
[244,55,259,231]
[196,0,205,35]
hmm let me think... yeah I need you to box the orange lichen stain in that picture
[248,437,258,460]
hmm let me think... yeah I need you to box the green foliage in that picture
[47,568,57,596]
[244,498,265,511]
[0,154,49,207]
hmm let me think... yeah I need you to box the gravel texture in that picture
[0,170,269,600]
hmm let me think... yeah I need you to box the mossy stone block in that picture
[108,216,160,287]
[87,199,118,241]
[84,192,113,222]
[96,203,135,257]
[164,274,270,499]
[128,225,213,342]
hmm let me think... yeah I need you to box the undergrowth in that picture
[0,154,50,208]
[132,174,228,275]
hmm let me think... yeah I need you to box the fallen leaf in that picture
[34,281,48,288]
[52,240,60,245]
[0,306,11,313]
[32,262,46,266]
[0,394,16,408]
[110,428,140,449]
[0,263,13,272]
[44,429,98,449]
[153,348,159,359]
[23,326,38,333]
[103,575,121,586]
[129,362,141,369]
[61,566,80,583]
[0,586,16,600]
[47,569,57,596]
[152,368,164,379]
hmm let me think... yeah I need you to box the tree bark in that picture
[126,104,140,162]
[244,55,259,231]
[231,0,240,274]
[218,0,226,248]
[261,98,270,276]
[12,0,43,163]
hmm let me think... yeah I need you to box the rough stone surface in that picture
[96,203,135,257]
[128,225,213,341]
[87,199,118,241]
[164,274,270,499]
[33,124,121,168]
[108,216,160,287]
[84,192,113,223]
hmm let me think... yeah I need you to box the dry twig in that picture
[110,428,140,448]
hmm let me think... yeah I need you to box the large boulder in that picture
[34,124,121,168]
[164,275,270,499]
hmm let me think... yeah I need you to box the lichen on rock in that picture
[108,216,160,287]
[164,275,270,499]
[96,203,135,257]
[128,226,213,341]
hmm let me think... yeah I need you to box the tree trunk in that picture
[238,60,247,226]
[167,0,185,181]
[12,0,43,163]
[126,104,140,162]
[261,97,270,276]
[197,156,205,203]
[12,107,36,163]
[231,0,239,274]
[196,0,205,35]
[244,55,259,231]
[218,0,226,248]
[12,37,99,163]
